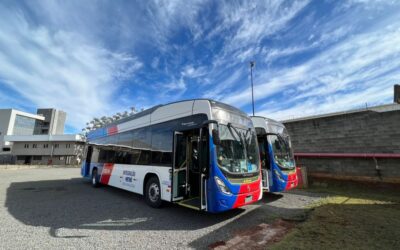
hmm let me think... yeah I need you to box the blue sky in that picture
[0,0,400,133]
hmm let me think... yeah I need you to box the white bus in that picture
[81,99,262,213]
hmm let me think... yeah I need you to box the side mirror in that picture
[212,129,221,145]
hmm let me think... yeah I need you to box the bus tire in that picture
[145,176,162,208]
[92,168,100,188]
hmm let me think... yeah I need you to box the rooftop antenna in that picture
[250,61,256,116]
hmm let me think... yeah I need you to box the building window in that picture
[66,144,71,148]
[33,144,37,148]
[44,144,49,148]
[2,147,10,152]
[54,144,59,148]
[12,115,36,135]
[17,156,25,161]
[33,156,42,161]
[59,156,65,160]
[24,144,29,148]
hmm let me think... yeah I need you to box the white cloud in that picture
[164,78,186,91]
[217,1,310,51]
[146,0,209,47]
[262,26,352,63]
[221,20,400,118]
[0,10,142,131]
[181,65,208,78]
[265,85,394,121]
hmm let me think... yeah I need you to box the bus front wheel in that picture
[92,168,100,188]
[145,176,162,208]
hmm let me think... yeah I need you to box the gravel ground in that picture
[0,168,323,249]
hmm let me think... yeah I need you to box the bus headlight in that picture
[215,177,232,195]
[274,170,284,182]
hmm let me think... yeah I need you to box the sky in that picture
[0,0,400,133]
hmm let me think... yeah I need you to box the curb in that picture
[0,165,80,170]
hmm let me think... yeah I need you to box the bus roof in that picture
[250,116,286,135]
[104,99,247,127]
[87,99,249,140]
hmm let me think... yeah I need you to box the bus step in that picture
[178,197,201,210]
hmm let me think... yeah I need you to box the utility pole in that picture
[250,61,256,116]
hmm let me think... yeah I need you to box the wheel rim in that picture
[148,183,160,202]
[92,172,97,184]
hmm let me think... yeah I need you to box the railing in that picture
[294,153,400,159]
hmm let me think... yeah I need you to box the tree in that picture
[80,106,143,137]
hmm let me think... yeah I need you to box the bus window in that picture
[137,150,151,165]
[151,151,162,165]
[98,149,116,163]
[161,152,172,166]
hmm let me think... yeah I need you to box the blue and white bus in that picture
[251,116,298,192]
[81,100,262,213]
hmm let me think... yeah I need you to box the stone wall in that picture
[283,108,400,183]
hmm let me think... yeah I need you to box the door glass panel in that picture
[173,133,187,200]
[175,134,187,169]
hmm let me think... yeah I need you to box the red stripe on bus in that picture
[100,163,114,185]
[232,179,261,208]
[107,125,118,135]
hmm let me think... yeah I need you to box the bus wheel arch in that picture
[144,173,162,208]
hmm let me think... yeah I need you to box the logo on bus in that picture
[103,169,112,175]
[123,170,136,176]
[243,179,252,183]
[181,122,196,126]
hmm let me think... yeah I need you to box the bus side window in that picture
[137,150,151,165]
[161,152,172,166]
[129,150,141,164]
[98,149,107,163]
[152,151,162,165]
[98,149,116,163]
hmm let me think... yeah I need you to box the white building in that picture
[0,108,84,165]
[0,109,45,154]
[4,134,84,165]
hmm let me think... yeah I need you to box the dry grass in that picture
[270,184,400,249]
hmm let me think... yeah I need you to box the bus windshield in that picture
[216,124,259,176]
[268,132,295,170]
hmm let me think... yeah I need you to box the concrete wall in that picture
[14,155,80,165]
[0,154,15,164]
[34,108,66,135]
[10,141,84,165]
[0,109,12,151]
[11,141,83,156]
[53,110,66,135]
[284,108,400,183]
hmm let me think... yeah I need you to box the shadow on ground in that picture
[189,192,312,249]
[5,178,245,237]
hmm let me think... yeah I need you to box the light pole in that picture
[250,61,255,116]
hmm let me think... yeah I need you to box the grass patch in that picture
[270,186,400,249]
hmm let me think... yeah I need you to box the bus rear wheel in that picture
[145,176,162,208]
[92,168,100,188]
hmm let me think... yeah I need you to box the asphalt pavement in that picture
[0,168,323,249]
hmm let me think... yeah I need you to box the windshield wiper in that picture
[226,123,241,143]
[276,134,288,149]
[227,123,248,164]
